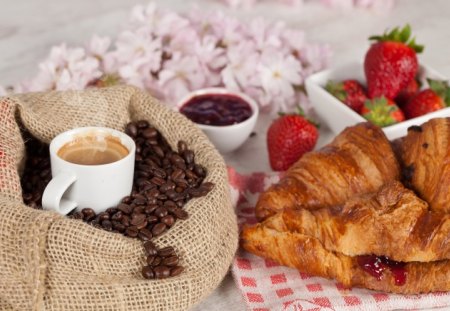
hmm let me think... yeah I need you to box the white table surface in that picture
[1,0,450,310]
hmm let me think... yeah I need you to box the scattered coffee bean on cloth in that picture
[20,120,215,279]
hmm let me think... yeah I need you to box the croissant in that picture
[243,119,450,294]
[249,181,450,262]
[242,224,450,294]
[255,122,400,220]
[399,118,450,213]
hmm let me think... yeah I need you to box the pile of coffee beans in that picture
[20,120,214,280]
[21,132,52,209]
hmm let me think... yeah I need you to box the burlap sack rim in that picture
[0,86,238,311]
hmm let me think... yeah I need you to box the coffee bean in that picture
[142,266,155,279]
[121,215,130,227]
[125,226,139,238]
[193,164,206,177]
[177,141,187,153]
[143,241,158,256]
[146,188,160,198]
[152,145,165,158]
[106,207,118,215]
[133,205,145,214]
[125,122,138,137]
[101,220,113,231]
[154,266,171,279]
[98,212,110,221]
[144,205,157,214]
[151,256,162,267]
[112,221,126,232]
[121,196,133,204]
[147,215,158,224]
[147,255,156,265]
[201,182,215,192]
[162,255,179,267]
[152,223,167,237]
[117,204,133,215]
[152,168,166,179]
[111,211,123,221]
[142,127,157,139]
[170,266,184,277]
[137,120,149,129]
[164,200,177,208]
[158,246,175,257]
[138,228,153,241]
[172,208,189,220]
[71,211,84,219]
[182,150,194,164]
[154,207,168,218]
[131,214,147,226]
[161,215,175,227]
[159,183,171,193]
[151,177,165,186]
[133,197,147,206]
[80,208,95,221]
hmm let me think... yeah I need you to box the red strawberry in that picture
[267,112,319,171]
[325,79,368,113]
[395,78,419,107]
[364,24,423,99]
[361,97,405,127]
[402,79,450,119]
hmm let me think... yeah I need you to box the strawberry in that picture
[395,78,419,107]
[361,97,405,127]
[325,79,368,113]
[267,111,318,171]
[364,24,423,99]
[402,79,450,119]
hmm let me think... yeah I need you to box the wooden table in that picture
[1,0,450,309]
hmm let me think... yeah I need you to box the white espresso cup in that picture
[42,127,135,215]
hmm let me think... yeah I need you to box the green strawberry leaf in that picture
[325,80,347,102]
[428,78,450,105]
[369,24,424,53]
[362,97,398,127]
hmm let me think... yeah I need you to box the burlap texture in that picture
[0,86,238,311]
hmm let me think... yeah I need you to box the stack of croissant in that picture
[242,118,450,294]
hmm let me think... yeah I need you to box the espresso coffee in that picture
[57,134,129,165]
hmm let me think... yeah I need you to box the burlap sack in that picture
[0,86,238,311]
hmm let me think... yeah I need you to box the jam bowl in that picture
[177,88,259,153]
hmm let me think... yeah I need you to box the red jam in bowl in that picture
[179,93,253,126]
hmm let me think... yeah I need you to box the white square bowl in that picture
[305,62,450,140]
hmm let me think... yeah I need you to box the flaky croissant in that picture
[399,118,450,213]
[242,224,450,294]
[250,181,450,262]
[256,122,400,220]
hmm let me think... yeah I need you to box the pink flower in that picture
[27,44,101,92]
[221,42,260,92]
[258,49,302,102]
[158,53,206,105]
[115,28,162,73]
[298,43,332,77]
[86,35,111,58]
[249,18,286,50]
[195,35,227,86]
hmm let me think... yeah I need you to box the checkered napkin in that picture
[228,168,450,311]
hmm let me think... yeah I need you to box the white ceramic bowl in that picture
[177,88,259,153]
[305,62,450,140]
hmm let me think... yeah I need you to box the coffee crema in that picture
[57,134,129,165]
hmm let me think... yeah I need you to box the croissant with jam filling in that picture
[243,118,450,294]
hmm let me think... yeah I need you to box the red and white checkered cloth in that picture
[228,168,450,311]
